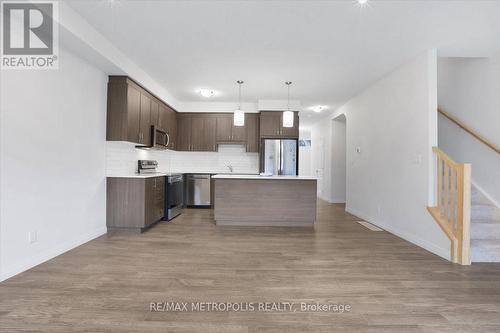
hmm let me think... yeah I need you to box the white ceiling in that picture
[67,0,500,127]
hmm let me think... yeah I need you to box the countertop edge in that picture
[212,175,318,180]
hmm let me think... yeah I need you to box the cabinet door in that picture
[145,178,156,226]
[150,99,159,128]
[166,107,177,150]
[126,85,141,143]
[139,93,151,145]
[246,113,259,152]
[204,117,217,151]
[280,112,299,138]
[190,117,205,151]
[216,115,232,141]
[259,112,281,137]
[145,178,164,226]
[155,177,165,221]
[232,114,247,141]
[158,104,168,131]
[177,115,191,151]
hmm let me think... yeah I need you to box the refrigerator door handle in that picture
[279,140,284,175]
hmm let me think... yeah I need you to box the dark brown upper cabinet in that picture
[259,111,299,138]
[246,113,260,153]
[150,99,159,128]
[216,114,247,142]
[107,76,178,148]
[126,85,141,143]
[193,116,217,151]
[216,116,232,142]
[139,93,151,146]
[177,114,192,151]
[165,106,177,150]
[158,104,168,131]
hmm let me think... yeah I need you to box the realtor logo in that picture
[1,0,59,69]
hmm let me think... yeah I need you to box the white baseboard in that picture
[0,226,107,282]
[317,194,346,204]
[330,197,346,204]
[317,194,331,203]
[345,206,450,261]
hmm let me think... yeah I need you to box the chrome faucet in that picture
[226,165,234,173]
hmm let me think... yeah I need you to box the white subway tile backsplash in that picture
[106,142,259,175]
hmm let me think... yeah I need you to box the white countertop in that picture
[107,173,317,180]
[107,173,176,179]
[212,174,317,180]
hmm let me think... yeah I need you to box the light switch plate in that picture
[29,231,37,244]
[413,154,422,165]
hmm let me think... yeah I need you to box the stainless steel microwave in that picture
[136,125,169,150]
[151,126,169,149]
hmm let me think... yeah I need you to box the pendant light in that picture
[234,80,245,126]
[283,81,294,128]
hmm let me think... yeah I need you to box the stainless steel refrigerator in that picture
[261,139,298,175]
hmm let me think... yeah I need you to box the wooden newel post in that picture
[457,163,472,265]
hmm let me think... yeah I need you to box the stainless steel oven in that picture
[165,174,184,220]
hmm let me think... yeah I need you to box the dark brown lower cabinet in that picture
[107,176,165,232]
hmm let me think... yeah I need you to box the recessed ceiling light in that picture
[198,89,215,98]
[310,105,327,113]
[357,0,369,6]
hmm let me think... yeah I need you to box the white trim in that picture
[345,206,451,261]
[330,197,347,204]
[0,226,106,282]
[317,194,331,203]
[472,181,500,210]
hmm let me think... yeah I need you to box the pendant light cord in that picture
[238,83,241,111]
[285,81,292,111]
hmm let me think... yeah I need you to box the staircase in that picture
[470,186,500,262]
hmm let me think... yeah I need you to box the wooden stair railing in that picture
[438,108,500,155]
[427,147,471,265]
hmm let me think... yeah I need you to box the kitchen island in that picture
[212,174,317,227]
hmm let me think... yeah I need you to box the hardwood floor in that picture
[1,201,500,332]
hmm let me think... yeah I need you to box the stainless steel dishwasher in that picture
[185,174,211,207]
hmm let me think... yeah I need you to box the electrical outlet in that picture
[413,154,422,165]
[29,231,37,244]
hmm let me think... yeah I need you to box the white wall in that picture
[311,120,332,201]
[0,46,108,281]
[438,56,500,206]
[312,50,450,259]
[331,116,346,203]
[298,129,312,177]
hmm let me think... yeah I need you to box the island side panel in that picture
[213,179,317,226]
